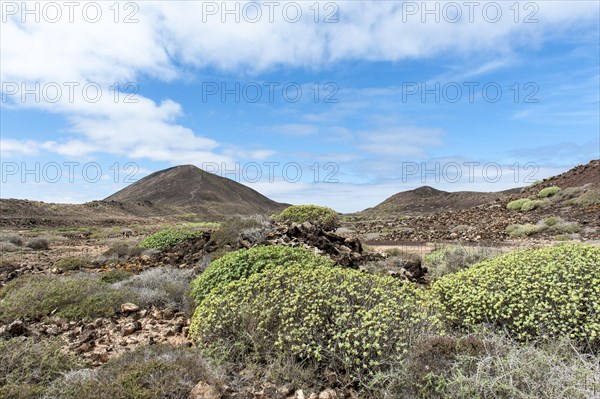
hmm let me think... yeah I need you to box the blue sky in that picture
[1,1,599,212]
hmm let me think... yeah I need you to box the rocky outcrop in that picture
[259,222,374,268]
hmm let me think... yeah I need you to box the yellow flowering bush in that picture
[273,205,340,230]
[433,244,600,346]
[190,265,438,382]
[190,245,337,305]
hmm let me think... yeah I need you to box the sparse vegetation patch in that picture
[424,245,500,277]
[0,274,128,321]
[138,229,203,250]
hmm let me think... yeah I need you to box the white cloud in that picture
[1,0,597,176]
[358,127,444,157]
[0,139,41,157]
[274,123,320,136]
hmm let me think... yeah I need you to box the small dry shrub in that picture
[54,256,88,271]
[45,344,225,399]
[0,337,82,398]
[114,268,194,315]
[0,274,128,321]
[424,245,500,277]
[0,235,23,246]
[26,237,50,250]
[102,243,144,260]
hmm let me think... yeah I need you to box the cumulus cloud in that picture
[1,0,597,167]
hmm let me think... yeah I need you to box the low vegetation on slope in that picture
[433,244,600,346]
[138,229,203,250]
[507,184,600,212]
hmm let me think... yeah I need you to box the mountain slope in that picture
[105,165,286,215]
[361,185,520,216]
[520,160,599,196]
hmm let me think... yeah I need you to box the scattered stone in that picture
[1,320,29,337]
[188,381,221,399]
[319,389,337,399]
[120,303,140,313]
[122,321,141,336]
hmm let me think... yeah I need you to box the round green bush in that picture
[538,186,561,198]
[54,257,87,271]
[138,229,202,250]
[190,265,438,382]
[274,205,340,230]
[521,199,546,211]
[506,198,530,211]
[433,244,600,345]
[190,245,337,305]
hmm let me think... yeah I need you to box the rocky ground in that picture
[1,304,190,366]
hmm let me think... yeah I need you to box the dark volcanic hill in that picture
[105,165,287,215]
[360,185,520,216]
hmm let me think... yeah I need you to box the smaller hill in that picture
[361,186,519,216]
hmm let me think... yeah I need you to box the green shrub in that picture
[553,221,581,234]
[54,256,88,271]
[563,188,600,207]
[424,245,500,278]
[190,245,337,305]
[506,223,546,237]
[543,216,560,226]
[100,269,133,284]
[433,244,600,345]
[45,344,224,399]
[274,205,340,230]
[0,274,127,321]
[0,337,82,398]
[521,199,546,211]
[506,198,529,211]
[538,186,561,198]
[190,265,439,384]
[138,229,203,250]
